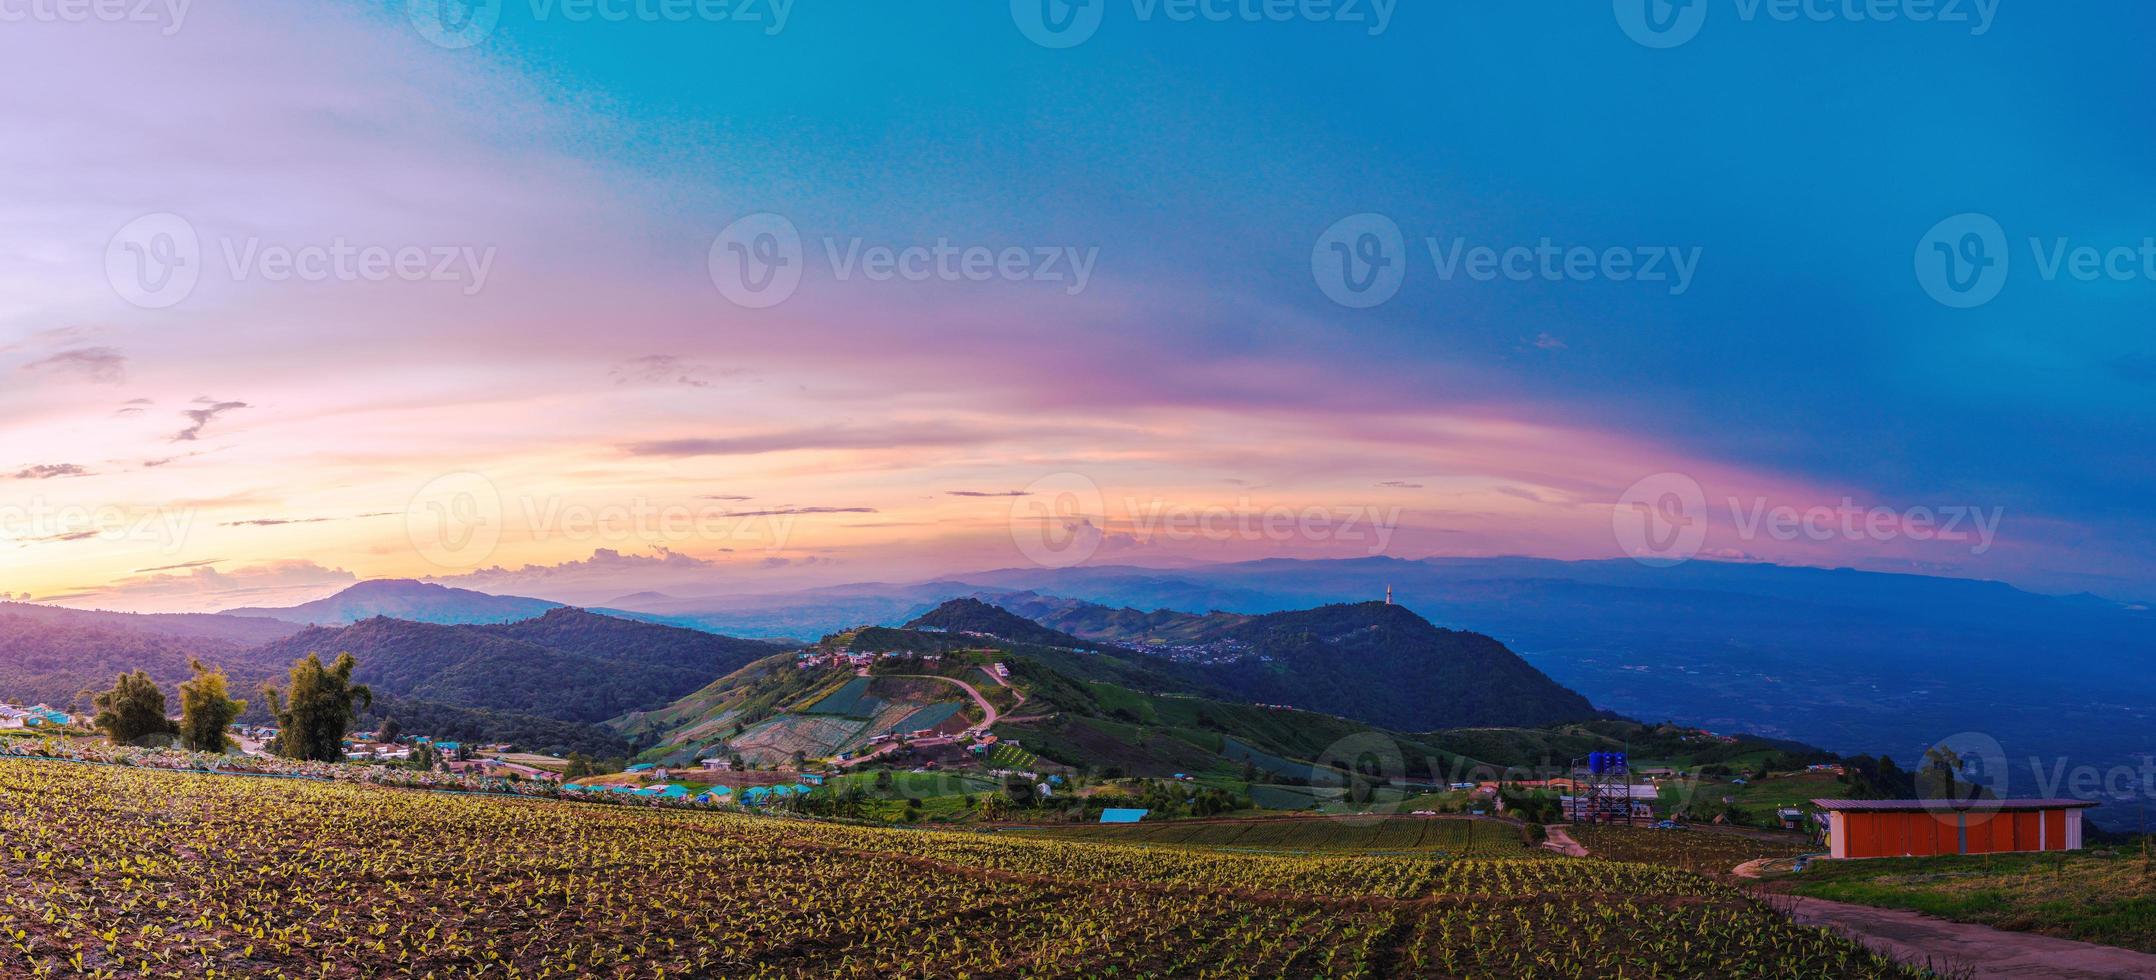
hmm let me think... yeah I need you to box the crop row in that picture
[0,760,1924,978]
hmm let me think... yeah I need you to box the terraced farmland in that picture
[0,758,1930,978]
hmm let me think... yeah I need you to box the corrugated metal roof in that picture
[1811,798,2097,812]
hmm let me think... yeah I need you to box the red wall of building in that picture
[1842,809,2071,858]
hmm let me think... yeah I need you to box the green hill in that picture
[244,608,786,725]
[1074,601,1599,731]
[904,597,1099,649]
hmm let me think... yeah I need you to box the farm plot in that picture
[985,743,1039,771]
[729,714,865,765]
[877,701,966,737]
[803,676,882,716]
[1571,825,1814,873]
[1221,736,1310,779]
[0,759,1926,978]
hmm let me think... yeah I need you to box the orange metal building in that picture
[1813,798,2097,860]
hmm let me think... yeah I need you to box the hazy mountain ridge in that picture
[224,579,562,626]
[243,609,786,724]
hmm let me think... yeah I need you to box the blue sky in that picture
[5,0,2151,608]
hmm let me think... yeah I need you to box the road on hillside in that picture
[832,672,1021,770]
[911,673,1001,729]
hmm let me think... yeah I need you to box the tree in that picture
[260,653,373,762]
[563,752,596,780]
[93,670,174,745]
[376,717,402,745]
[177,659,246,753]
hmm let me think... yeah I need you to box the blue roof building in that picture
[1100,808,1149,824]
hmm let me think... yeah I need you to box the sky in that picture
[3,0,2152,612]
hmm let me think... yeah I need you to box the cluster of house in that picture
[0,704,74,729]
[339,734,496,765]
[796,650,947,670]
[445,757,561,782]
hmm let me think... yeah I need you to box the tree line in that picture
[91,652,372,762]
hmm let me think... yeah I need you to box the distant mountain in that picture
[903,598,1097,649]
[899,556,2156,828]
[0,603,303,709]
[224,580,561,626]
[242,608,786,725]
[1073,601,1597,731]
[0,601,301,646]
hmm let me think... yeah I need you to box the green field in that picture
[827,770,1002,797]
[1571,825,1815,873]
[0,760,1926,977]
[1783,849,2156,954]
[879,700,965,736]
[1008,816,1548,859]
[984,743,1040,771]
[1220,736,1309,779]
[804,676,881,716]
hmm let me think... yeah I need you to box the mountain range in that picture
[224,579,562,626]
[17,558,2154,826]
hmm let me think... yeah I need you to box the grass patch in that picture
[1787,850,2156,954]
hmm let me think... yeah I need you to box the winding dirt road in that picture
[1768,894,2156,979]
